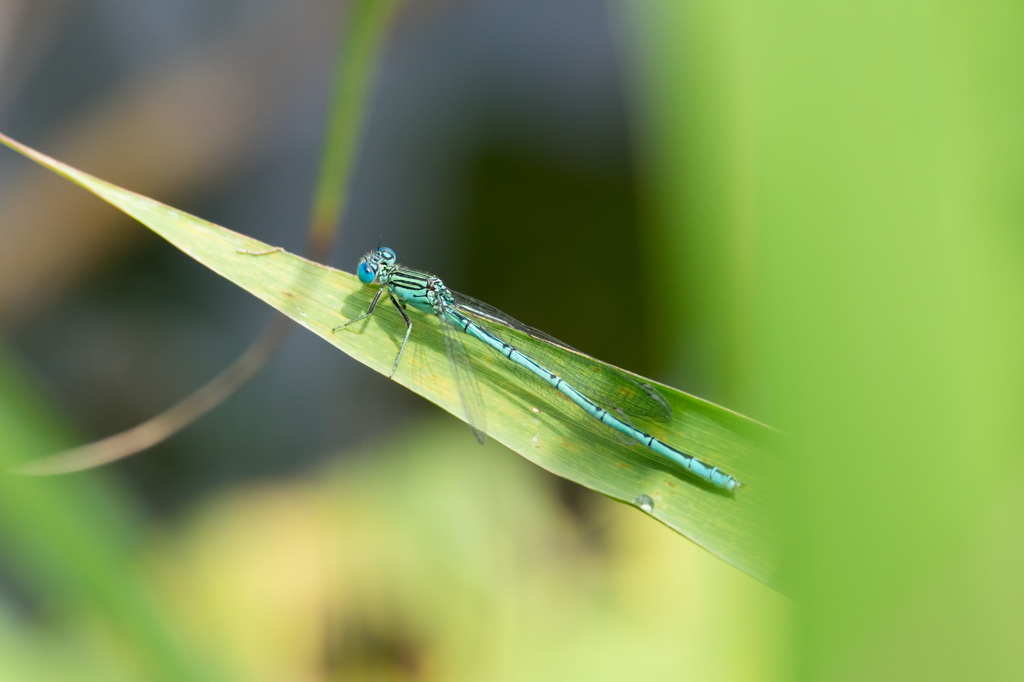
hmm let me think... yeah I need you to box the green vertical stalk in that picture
[309,0,401,254]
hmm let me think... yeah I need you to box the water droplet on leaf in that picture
[633,494,654,513]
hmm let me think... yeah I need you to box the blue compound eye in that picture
[357,261,377,283]
[379,247,396,261]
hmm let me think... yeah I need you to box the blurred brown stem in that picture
[15,315,292,475]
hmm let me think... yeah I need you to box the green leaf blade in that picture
[1,131,783,591]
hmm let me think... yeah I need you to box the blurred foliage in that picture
[149,423,790,681]
[0,346,230,681]
[622,0,1024,680]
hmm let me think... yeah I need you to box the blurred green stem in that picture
[310,0,401,256]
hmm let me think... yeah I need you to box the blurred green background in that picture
[0,1,1021,680]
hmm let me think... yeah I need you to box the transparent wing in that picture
[450,291,671,424]
[438,305,489,443]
